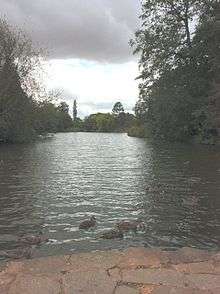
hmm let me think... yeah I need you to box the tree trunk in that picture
[184,1,192,48]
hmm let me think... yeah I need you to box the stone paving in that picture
[0,247,220,294]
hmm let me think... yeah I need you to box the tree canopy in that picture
[81,103,135,133]
[112,102,125,115]
[132,0,220,142]
[0,19,73,143]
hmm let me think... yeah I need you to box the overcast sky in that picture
[1,0,141,117]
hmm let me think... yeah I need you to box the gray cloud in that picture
[1,0,141,62]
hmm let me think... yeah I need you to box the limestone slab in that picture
[116,285,139,294]
[122,268,188,288]
[62,269,116,294]
[8,274,61,294]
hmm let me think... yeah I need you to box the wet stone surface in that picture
[0,247,219,294]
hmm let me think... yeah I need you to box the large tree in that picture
[0,19,43,142]
[132,0,220,141]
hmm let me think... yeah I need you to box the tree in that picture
[0,19,43,143]
[132,0,220,142]
[131,1,204,89]
[83,114,98,132]
[112,102,124,115]
[57,102,69,113]
[95,113,116,132]
[134,99,148,121]
[56,102,72,131]
[73,99,77,122]
[33,100,73,133]
[0,19,43,100]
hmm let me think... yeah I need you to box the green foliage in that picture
[116,112,135,131]
[57,102,69,114]
[73,99,77,122]
[132,0,220,142]
[0,19,41,143]
[95,113,116,132]
[112,102,124,115]
[83,106,135,133]
[127,125,146,138]
[84,113,116,132]
[0,19,74,143]
[71,117,84,132]
[32,101,73,134]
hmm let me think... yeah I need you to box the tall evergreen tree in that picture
[73,99,77,122]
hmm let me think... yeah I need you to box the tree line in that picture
[131,0,220,143]
[72,101,135,133]
[0,19,135,144]
[2,1,219,145]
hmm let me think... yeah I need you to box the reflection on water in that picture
[0,133,219,260]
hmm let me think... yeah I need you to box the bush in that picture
[127,125,146,138]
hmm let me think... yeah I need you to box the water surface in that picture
[0,133,219,260]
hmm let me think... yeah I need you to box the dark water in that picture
[0,133,219,260]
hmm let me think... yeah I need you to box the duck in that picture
[0,247,32,259]
[99,229,123,239]
[116,219,145,232]
[79,216,96,230]
[18,234,49,246]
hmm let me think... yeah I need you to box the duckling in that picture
[116,219,145,232]
[79,216,96,230]
[0,247,32,259]
[18,234,49,245]
[99,229,123,239]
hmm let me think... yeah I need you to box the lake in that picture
[0,132,219,260]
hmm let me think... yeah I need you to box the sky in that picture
[1,0,141,117]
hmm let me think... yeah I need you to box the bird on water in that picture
[79,216,96,230]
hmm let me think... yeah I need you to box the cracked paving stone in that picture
[1,247,220,294]
[185,274,220,291]
[212,253,220,263]
[62,269,116,294]
[8,274,62,294]
[211,288,220,294]
[140,285,156,294]
[122,268,188,288]
[119,248,166,269]
[0,272,15,287]
[0,272,15,294]
[108,267,121,282]
[150,286,212,294]
[115,285,139,294]
[15,256,73,275]
[69,250,123,271]
[172,261,216,274]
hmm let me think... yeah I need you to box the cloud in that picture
[45,59,139,117]
[0,1,141,115]
[1,0,141,62]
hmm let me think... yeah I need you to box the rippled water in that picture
[0,133,220,260]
